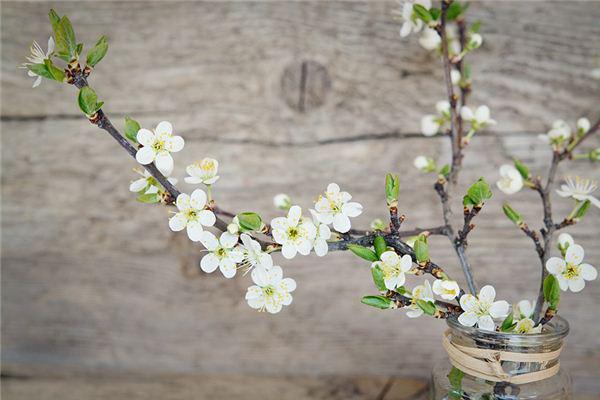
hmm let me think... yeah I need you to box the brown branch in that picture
[456,205,482,247]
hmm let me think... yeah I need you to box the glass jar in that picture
[430,316,571,399]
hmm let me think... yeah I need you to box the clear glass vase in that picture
[430,316,571,399]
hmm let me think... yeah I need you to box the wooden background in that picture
[2,1,600,398]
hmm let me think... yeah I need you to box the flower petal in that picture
[136,129,155,147]
[220,231,239,248]
[580,263,598,281]
[251,267,269,287]
[154,151,174,176]
[200,253,219,273]
[342,202,363,218]
[186,220,204,242]
[190,189,207,209]
[168,213,187,232]
[477,315,495,331]
[165,135,184,152]
[332,213,351,233]
[219,259,237,279]
[268,266,283,284]
[297,238,312,256]
[281,243,297,259]
[287,205,302,226]
[155,121,173,137]
[568,277,585,292]
[129,178,148,192]
[135,146,155,165]
[546,257,565,275]
[459,294,478,313]
[280,277,297,293]
[198,231,219,251]
[400,254,413,272]
[478,285,496,303]
[314,239,329,257]
[565,244,584,265]
[489,300,509,318]
[198,210,216,227]
[458,311,478,327]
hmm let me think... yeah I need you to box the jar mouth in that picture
[446,315,569,342]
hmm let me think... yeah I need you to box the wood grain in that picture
[1,0,600,395]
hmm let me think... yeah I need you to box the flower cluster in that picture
[546,236,597,293]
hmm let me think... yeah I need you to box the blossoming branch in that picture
[21,3,598,334]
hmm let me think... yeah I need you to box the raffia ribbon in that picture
[442,330,563,384]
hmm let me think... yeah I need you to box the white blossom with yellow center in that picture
[168,189,216,242]
[371,251,412,290]
[496,164,523,195]
[458,285,509,331]
[514,318,542,334]
[313,183,363,233]
[245,265,296,314]
[406,280,435,318]
[20,37,54,88]
[546,244,597,292]
[271,206,317,259]
[185,158,219,185]
[239,233,273,273]
[432,279,460,300]
[135,121,184,176]
[198,231,243,278]
[460,105,496,131]
[556,176,600,209]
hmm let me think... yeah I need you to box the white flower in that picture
[577,118,590,134]
[271,206,317,259]
[273,193,292,210]
[168,189,216,241]
[245,265,296,314]
[432,279,460,300]
[419,28,440,50]
[436,100,451,115]
[451,70,461,86]
[135,121,184,176]
[458,285,509,331]
[129,169,177,194]
[557,233,574,254]
[240,233,273,272]
[413,155,436,172]
[421,115,441,136]
[539,120,572,144]
[496,165,523,195]
[556,176,600,209]
[468,33,483,49]
[371,251,412,290]
[198,231,244,278]
[20,37,54,88]
[460,105,496,130]
[514,299,534,320]
[514,318,542,334]
[546,244,597,292]
[395,0,432,38]
[227,217,240,235]
[309,209,331,257]
[406,280,435,318]
[314,183,363,233]
[184,158,219,185]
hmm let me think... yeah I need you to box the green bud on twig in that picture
[124,116,141,143]
[543,274,560,310]
[385,174,400,207]
[77,86,103,117]
[236,212,262,232]
[86,35,108,67]
[347,244,378,262]
[361,295,393,310]
[502,203,523,226]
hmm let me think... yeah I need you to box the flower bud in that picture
[413,155,436,173]
[273,193,291,210]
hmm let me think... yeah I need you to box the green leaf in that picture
[573,200,591,220]
[502,203,522,225]
[438,164,451,179]
[513,158,531,179]
[412,4,432,23]
[462,62,471,80]
[86,35,108,67]
[470,20,482,33]
[60,16,77,57]
[500,313,516,332]
[27,63,54,80]
[371,265,386,292]
[77,86,101,116]
[395,285,408,295]
[347,244,379,262]
[416,299,436,316]
[465,178,492,206]
[446,2,464,20]
[137,193,160,204]
[361,295,392,309]
[448,367,464,399]
[237,212,262,232]
[44,59,65,82]
[76,42,84,55]
[413,237,429,263]
[385,173,400,206]
[543,274,560,310]
[373,236,387,258]
[124,116,141,143]
[429,8,441,20]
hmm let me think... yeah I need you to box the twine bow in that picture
[442,330,562,384]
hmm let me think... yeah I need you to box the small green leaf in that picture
[385,174,400,206]
[500,313,516,332]
[413,237,429,263]
[86,35,108,67]
[371,265,386,292]
[416,299,436,316]
[470,20,482,33]
[137,193,160,204]
[76,42,84,55]
[395,285,408,295]
[429,8,441,20]
[361,295,392,309]
[543,274,560,310]
[237,212,262,232]
[27,63,53,80]
[513,158,531,179]
[78,86,100,116]
[465,178,492,206]
[573,200,591,220]
[44,59,65,82]
[502,203,522,225]
[438,164,451,179]
[373,236,387,258]
[446,2,464,20]
[124,116,141,143]
[412,4,432,23]
[60,16,77,57]
[462,62,472,80]
[448,367,464,399]
[347,244,379,262]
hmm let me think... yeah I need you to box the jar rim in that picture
[446,315,569,341]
